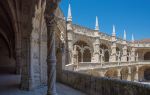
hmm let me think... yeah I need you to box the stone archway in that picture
[0,34,16,74]
[74,40,92,62]
[144,52,150,60]
[100,44,110,62]
[116,47,121,61]
[105,69,118,79]
[144,68,150,81]
[83,48,91,62]
[121,68,128,80]
[138,66,150,82]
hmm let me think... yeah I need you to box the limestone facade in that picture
[65,3,150,83]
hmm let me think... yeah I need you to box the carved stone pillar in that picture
[16,48,22,74]
[92,38,100,63]
[121,45,127,62]
[134,66,139,82]
[127,67,132,81]
[80,48,84,62]
[131,47,136,62]
[100,71,105,77]
[110,42,116,62]
[67,19,73,64]
[117,69,121,79]
[45,15,57,95]
[20,36,33,90]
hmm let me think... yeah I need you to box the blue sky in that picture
[60,0,150,40]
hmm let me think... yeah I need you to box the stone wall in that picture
[61,70,150,95]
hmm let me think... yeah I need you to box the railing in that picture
[99,32,112,41]
[69,61,150,71]
[61,70,150,95]
[134,43,150,48]
[73,24,95,37]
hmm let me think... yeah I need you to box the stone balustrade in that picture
[61,70,150,95]
[73,24,95,37]
[65,61,150,71]
[134,43,150,48]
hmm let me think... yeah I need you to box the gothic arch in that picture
[0,0,21,74]
[144,52,150,60]
[73,34,94,50]
[74,40,92,62]
[127,49,131,62]
[120,67,128,80]
[100,44,110,62]
[138,66,150,82]
[105,69,118,78]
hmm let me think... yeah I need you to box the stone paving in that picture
[0,75,86,95]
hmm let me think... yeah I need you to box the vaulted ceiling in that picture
[0,0,19,58]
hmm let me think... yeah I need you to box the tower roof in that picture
[95,16,99,31]
[124,30,126,40]
[132,34,134,42]
[67,3,72,21]
[112,25,116,36]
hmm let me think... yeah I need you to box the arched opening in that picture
[121,68,128,80]
[83,49,91,62]
[138,66,150,82]
[100,44,110,62]
[104,51,109,62]
[127,49,130,62]
[105,69,118,79]
[0,35,15,74]
[0,0,21,91]
[74,40,91,62]
[116,47,121,61]
[144,68,150,81]
[144,52,150,60]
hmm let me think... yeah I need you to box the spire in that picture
[112,25,116,36]
[132,34,134,42]
[95,16,99,31]
[67,3,72,21]
[124,30,126,40]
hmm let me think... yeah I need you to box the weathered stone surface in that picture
[61,70,150,95]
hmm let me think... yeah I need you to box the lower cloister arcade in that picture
[144,52,150,61]
[138,66,150,82]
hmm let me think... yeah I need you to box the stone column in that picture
[21,36,33,90]
[16,48,22,74]
[121,45,127,62]
[136,53,139,62]
[110,42,116,62]
[45,15,57,95]
[66,19,73,64]
[100,71,105,77]
[100,50,104,66]
[81,48,84,62]
[127,67,132,81]
[131,47,136,62]
[110,25,116,62]
[92,37,100,63]
[134,66,139,82]
[117,69,121,79]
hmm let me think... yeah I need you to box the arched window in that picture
[74,41,91,62]
[100,44,110,62]
[144,68,150,81]
[83,49,91,62]
[144,52,150,60]
[105,69,118,79]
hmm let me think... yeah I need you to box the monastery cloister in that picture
[65,4,150,83]
[0,0,150,95]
